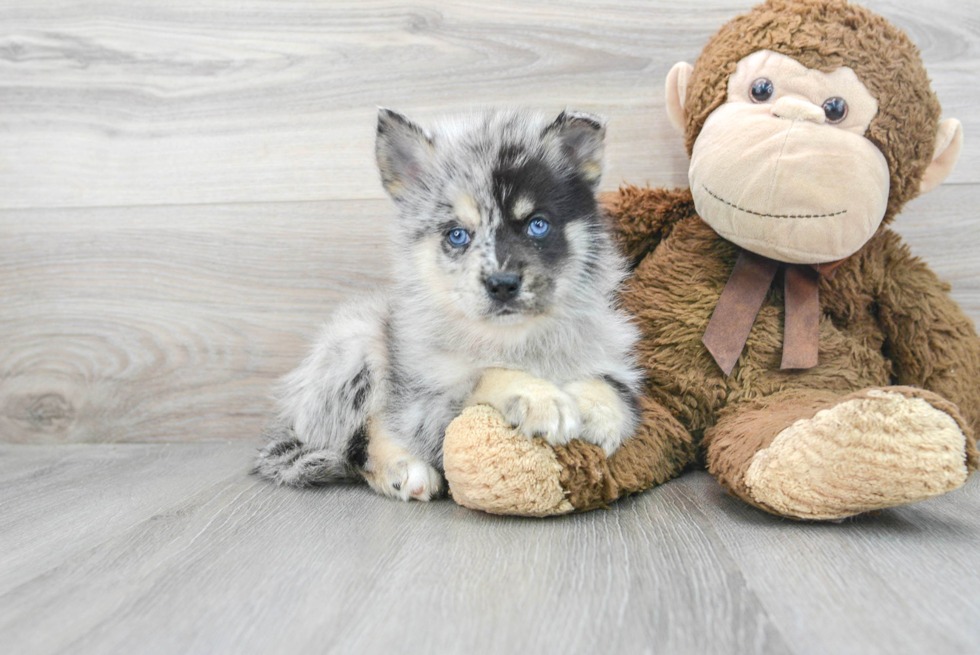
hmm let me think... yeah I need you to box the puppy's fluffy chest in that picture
[392,304,602,388]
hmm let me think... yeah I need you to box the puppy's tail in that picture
[253,294,387,487]
[252,423,365,486]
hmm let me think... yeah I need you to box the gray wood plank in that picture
[0,442,777,654]
[0,442,259,594]
[695,473,980,655]
[0,0,976,210]
[1,442,978,655]
[0,200,389,444]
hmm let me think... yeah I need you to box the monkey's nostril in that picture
[485,272,522,302]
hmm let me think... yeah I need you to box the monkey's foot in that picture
[744,387,970,520]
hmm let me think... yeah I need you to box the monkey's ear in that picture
[545,110,606,188]
[376,108,434,202]
[919,118,963,195]
[665,62,694,135]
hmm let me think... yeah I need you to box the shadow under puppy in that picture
[254,108,641,501]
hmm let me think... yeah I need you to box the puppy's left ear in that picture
[544,110,606,188]
[376,108,435,202]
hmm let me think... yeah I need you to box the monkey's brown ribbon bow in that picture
[702,250,842,376]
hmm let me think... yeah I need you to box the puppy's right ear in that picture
[544,110,606,188]
[376,108,434,202]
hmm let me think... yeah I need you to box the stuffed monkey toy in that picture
[442,0,979,519]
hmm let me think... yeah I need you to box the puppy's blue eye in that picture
[526,216,551,239]
[446,227,471,248]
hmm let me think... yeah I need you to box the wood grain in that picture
[0,0,976,210]
[698,474,980,654]
[1,442,977,655]
[2,186,977,444]
[0,200,391,443]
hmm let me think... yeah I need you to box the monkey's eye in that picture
[750,78,774,102]
[446,227,471,248]
[526,216,551,239]
[822,97,848,123]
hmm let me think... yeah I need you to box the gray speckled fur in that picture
[254,108,640,489]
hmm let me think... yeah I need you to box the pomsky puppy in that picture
[253,108,641,501]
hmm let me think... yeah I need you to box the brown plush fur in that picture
[703,388,845,513]
[608,187,980,437]
[554,396,697,511]
[602,184,979,517]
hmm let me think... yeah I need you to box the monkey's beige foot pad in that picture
[745,387,970,520]
[443,405,574,517]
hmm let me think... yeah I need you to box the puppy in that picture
[254,108,641,501]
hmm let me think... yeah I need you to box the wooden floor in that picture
[1,1,979,653]
[2,442,978,654]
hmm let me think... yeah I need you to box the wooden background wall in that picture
[2,0,977,444]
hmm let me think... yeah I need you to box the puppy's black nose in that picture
[485,272,522,302]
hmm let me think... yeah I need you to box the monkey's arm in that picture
[873,229,980,447]
[599,186,695,267]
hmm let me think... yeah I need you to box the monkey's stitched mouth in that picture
[702,185,847,220]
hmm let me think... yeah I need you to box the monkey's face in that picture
[689,50,889,264]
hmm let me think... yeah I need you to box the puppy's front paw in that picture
[364,456,444,502]
[502,382,581,446]
[564,379,636,455]
[469,368,581,446]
